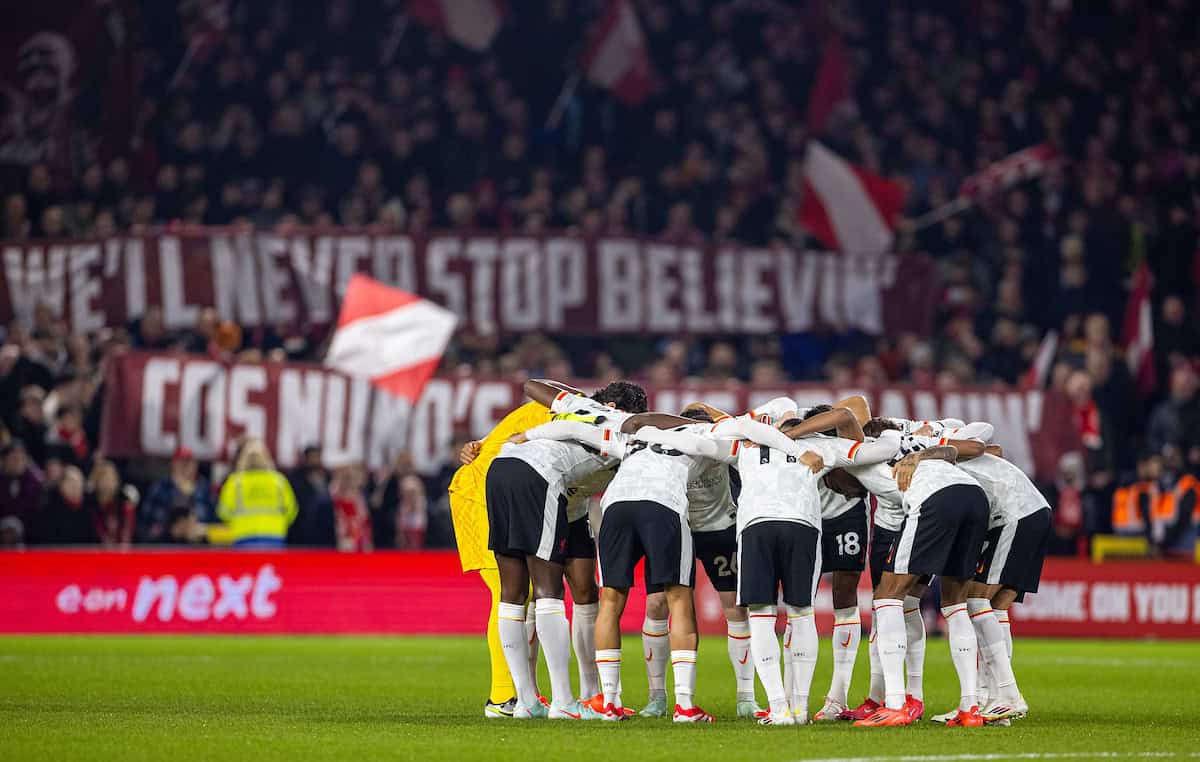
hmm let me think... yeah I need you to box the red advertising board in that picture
[1008,558,1200,639]
[2,551,1197,638]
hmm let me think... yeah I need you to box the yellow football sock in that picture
[480,567,516,704]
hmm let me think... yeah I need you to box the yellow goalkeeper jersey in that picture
[448,401,551,572]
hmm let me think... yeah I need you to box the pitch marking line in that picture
[797,753,1200,762]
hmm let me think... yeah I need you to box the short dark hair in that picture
[802,404,833,419]
[863,417,901,438]
[591,381,648,413]
[680,408,713,423]
[801,403,836,436]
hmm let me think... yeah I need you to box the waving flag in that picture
[807,36,852,136]
[959,143,1060,200]
[325,275,457,402]
[1122,263,1156,397]
[582,0,657,106]
[799,142,905,255]
[408,0,505,52]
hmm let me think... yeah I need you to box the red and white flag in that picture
[408,0,505,52]
[807,36,852,136]
[1122,262,1156,397]
[959,143,1060,200]
[169,0,230,89]
[325,274,457,402]
[582,0,657,106]
[1022,329,1059,389]
[799,142,905,255]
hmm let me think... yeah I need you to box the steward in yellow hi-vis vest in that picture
[448,401,551,711]
[217,440,298,549]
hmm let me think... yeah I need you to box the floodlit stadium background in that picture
[1,5,1199,757]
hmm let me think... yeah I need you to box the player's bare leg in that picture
[496,553,543,717]
[595,585,629,719]
[665,583,713,722]
[565,557,600,701]
[527,556,579,718]
[818,571,862,720]
[639,591,671,716]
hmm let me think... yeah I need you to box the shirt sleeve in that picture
[525,419,617,454]
[746,396,799,424]
[844,430,902,465]
[945,421,994,442]
[633,426,725,460]
[710,417,802,455]
[549,390,584,414]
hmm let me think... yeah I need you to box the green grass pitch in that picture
[2,635,1198,761]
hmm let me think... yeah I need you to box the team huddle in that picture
[459,379,1051,727]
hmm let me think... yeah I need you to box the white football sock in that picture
[787,606,818,717]
[941,603,979,711]
[749,606,788,715]
[867,618,884,704]
[671,649,698,710]
[642,616,669,699]
[535,598,573,707]
[903,595,926,701]
[968,598,1020,702]
[828,606,861,705]
[524,601,539,695]
[498,602,537,708]
[873,599,908,710]
[782,621,794,702]
[996,609,1013,659]
[572,602,599,698]
[726,619,755,702]
[596,648,622,708]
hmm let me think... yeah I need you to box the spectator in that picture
[11,386,49,466]
[1146,364,1200,459]
[1044,452,1087,557]
[0,516,24,549]
[216,439,297,549]
[45,404,90,467]
[330,464,372,552]
[373,452,428,550]
[1157,297,1199,363]
[32,465,92,545]
[0,440,44,532]
[138,447,216,543]
[286,445,336,547]
[85,460,137,550]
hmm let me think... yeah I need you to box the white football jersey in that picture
[732,435,865,535]
[899,458,981,512]
[845,461,905,531]
[565,466,618,522]
[820,488,861,520]
[954,454,1049,528]
[686,461,736,532]
[600,423,716,518]
[549,391,633,426]
[744,396,801,424]
[501,397,631,509]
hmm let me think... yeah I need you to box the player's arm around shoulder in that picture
[523,378,584,408]
[892,444,960,491]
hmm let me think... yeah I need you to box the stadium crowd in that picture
[1,1,1198,552]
